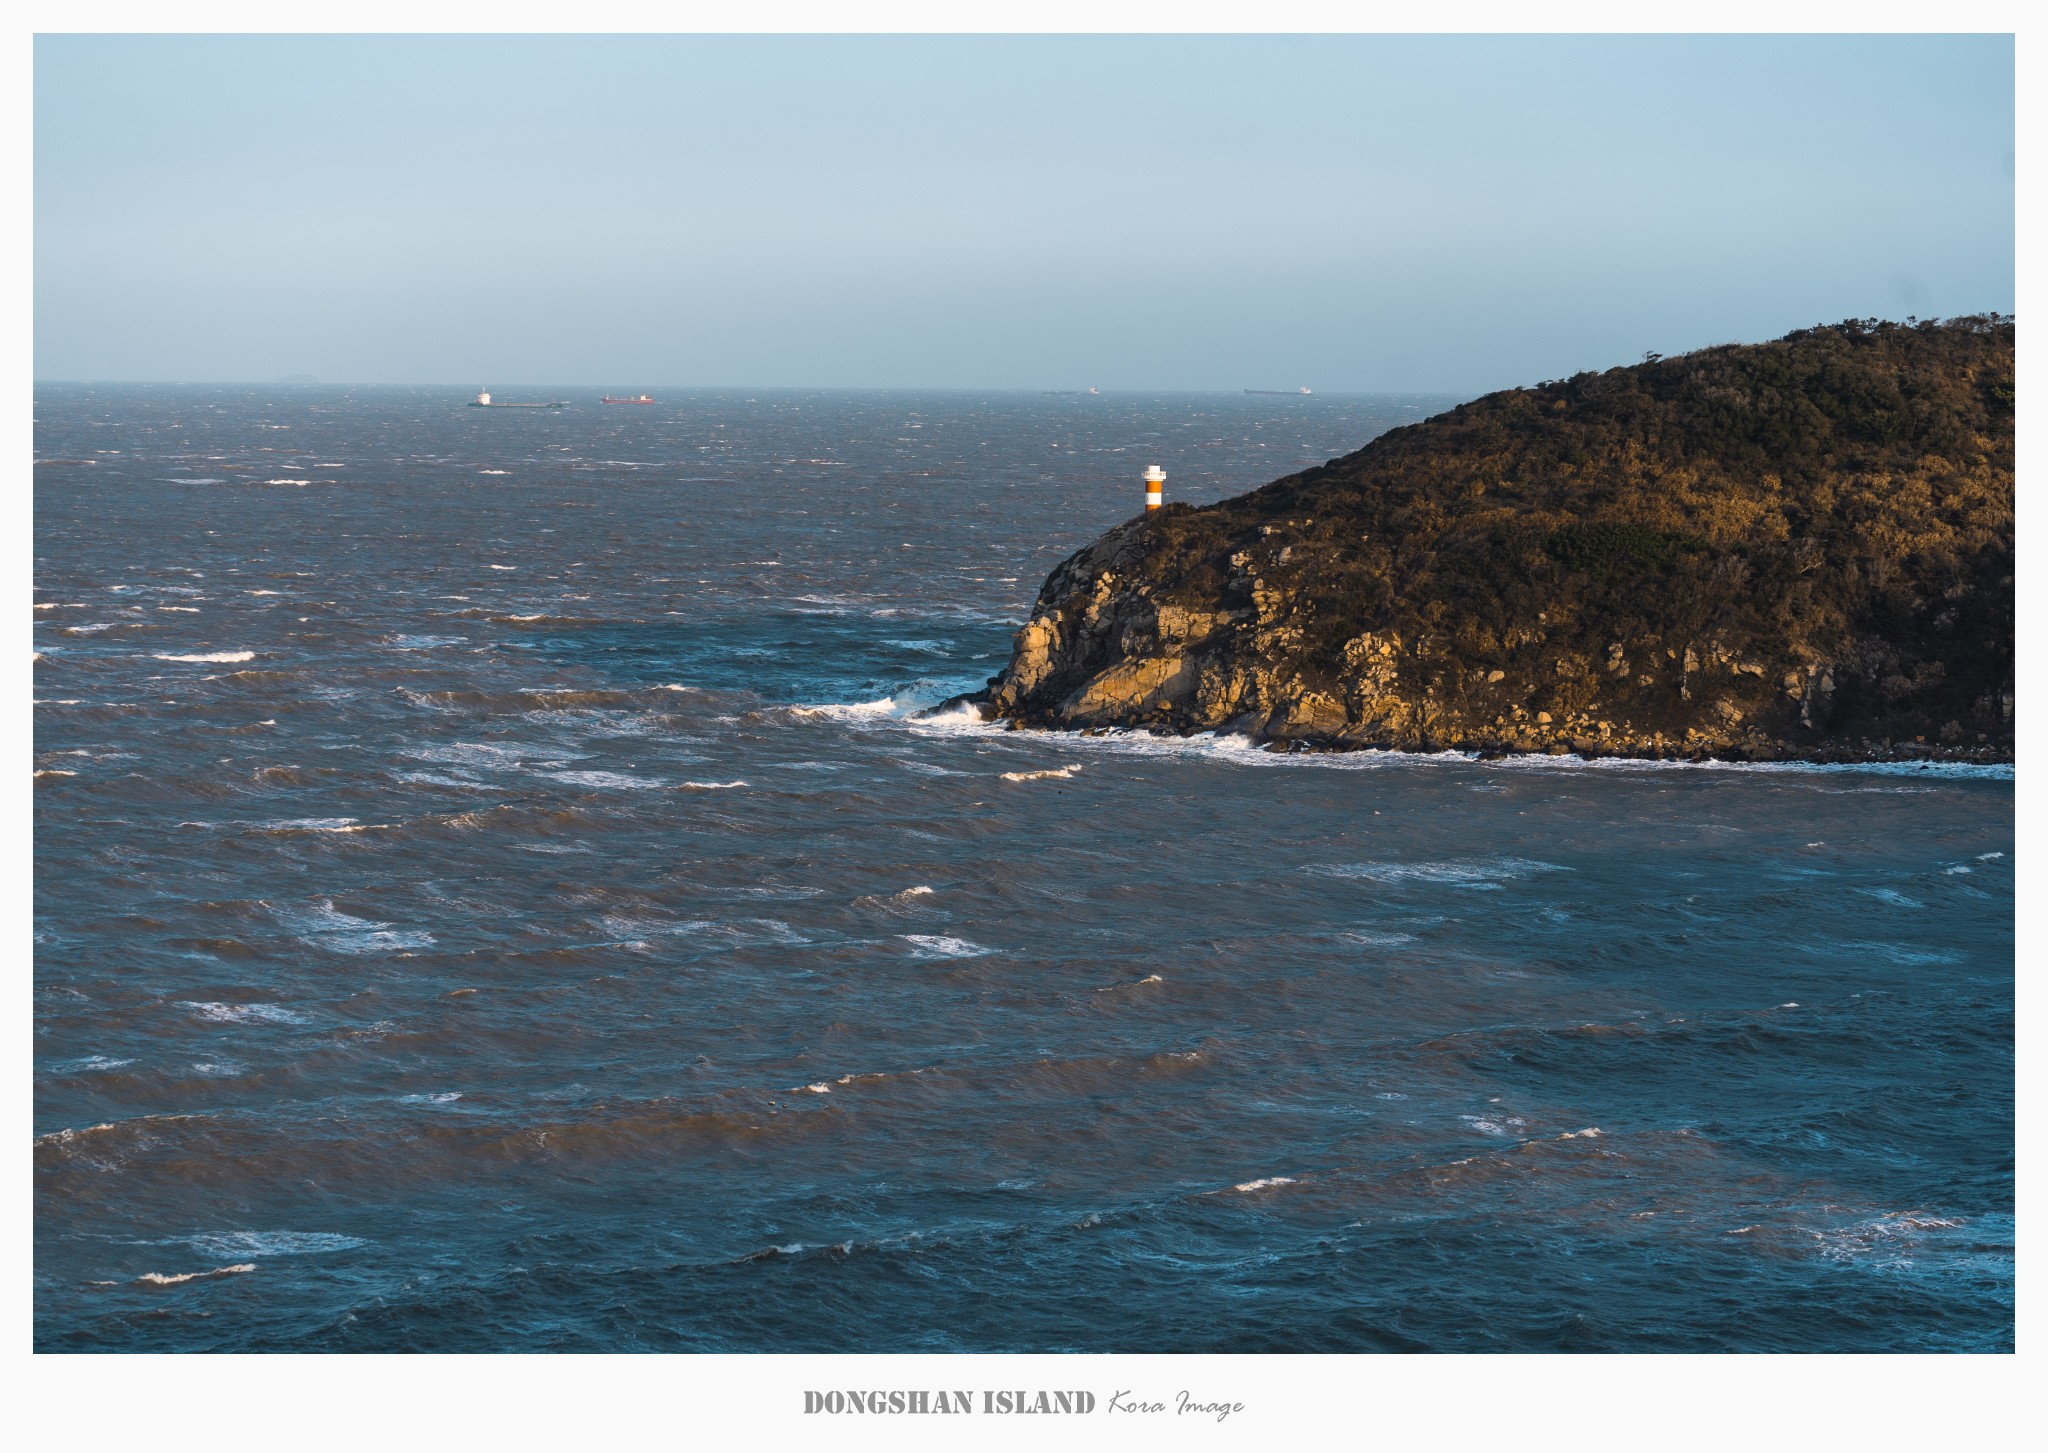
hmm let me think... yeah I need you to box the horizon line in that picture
[30,380,1475,397]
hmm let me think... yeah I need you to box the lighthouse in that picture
[1143,464,1165,511]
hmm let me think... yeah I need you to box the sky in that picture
[33,34,2015,394]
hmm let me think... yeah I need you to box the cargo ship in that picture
[601,394,656,405]
[467,391,566,409]
[1245,387,1313,396]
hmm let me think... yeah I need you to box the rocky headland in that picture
[966,317,2014,762]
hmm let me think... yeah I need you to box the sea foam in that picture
[187,1231,367,1258]
[181,1001,308,1025]
[901,934,994,959]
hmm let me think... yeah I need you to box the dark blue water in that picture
[34,385,2013,1351]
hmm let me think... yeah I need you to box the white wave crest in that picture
[153,651,255,663]
[544,769,665,790]
[1001,764,1082,782]
[414,741,540,763]
[904,715,2015,780]
[791,696,898,720]
[907,701,991,733]
[136,1264,257,1285]
[271,899,435,955]
[1312,857,1567,888]
[1096,973,1165,992]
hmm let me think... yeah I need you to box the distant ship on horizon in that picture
[602,394,657,405]
[1245,387,1313,396]
[468,390,566,410]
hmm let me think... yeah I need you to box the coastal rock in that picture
[970,317,2015,763]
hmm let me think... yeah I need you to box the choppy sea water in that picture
[34,385,2013,1352]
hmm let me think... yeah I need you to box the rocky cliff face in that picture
[969,318,2014,762]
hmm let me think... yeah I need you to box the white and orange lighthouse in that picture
[1143,464,1165,511]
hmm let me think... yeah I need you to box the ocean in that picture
[33,385,2014,1352]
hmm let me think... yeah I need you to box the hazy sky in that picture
[35,34,2014,393]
